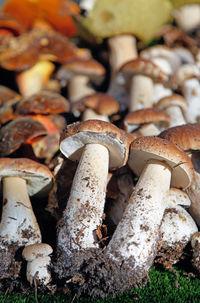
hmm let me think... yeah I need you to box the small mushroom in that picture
[22,243,53,286]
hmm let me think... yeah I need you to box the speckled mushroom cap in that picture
[0,158,53,196]
[22,243,53,261]
[159,123,200,152]
[124,108,170,126]
[60,120,132,170]
[72,93,119,116]
[119,58,169,83]
[56,58,106,86]
[15,90,69,115]
[155,94,188,113]
[128,136,194,189]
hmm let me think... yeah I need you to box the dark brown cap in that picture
[60,120,131,170]
[15,90,69,115]
[128,136,194,189]
[0,117,47,156]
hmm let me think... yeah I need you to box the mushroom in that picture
[105,136,194,290]
[56,120,131,277]
[191,232,200,274]
[173,4,200,33]
[0,117,47,157]
[22,243,53,286]
[155,94,187,127]
[56,58,105,103]
[119,58,168,111]
[123,108,170,134]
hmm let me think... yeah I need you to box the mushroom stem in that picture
[57,143,109,255]
[129,75,154,111]
[68,75,95,103]
[82,108,110,122]
[165,105,186,127]
[138,123,160,136]
[106,160,171,272]
[0,176,41,245]
[108,35,138,78]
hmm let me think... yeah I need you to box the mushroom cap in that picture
[22,243,53,261]
[0,117,47,156]
[124,108,170,127]
[72,93,119,116]
[60,120,131,170]
[0,157,53,196]
[0,85,21,107]
[155,94,188,112]
[15,90,69,115]
[0,13,26,36]
[56,58,106,86]
[128,136,194,189]
[171,64,200,90]
[140,45,181,72]
[159,123,200,152]
[119,58,168,83]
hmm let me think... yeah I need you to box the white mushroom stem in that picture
[26,256,51,285]
[138,123,160,136]
[183,78,200,123]
[129,75,154,111]
[57,143,109,255]
[187,170,200,226]
[153,83,172,104]
[82,108,110,122]
[108,35,138,79]
[68,75,95,103]
[0,176,41,245]
[106,159,171,272]
[173,4,200,32]
[165,105,186,127]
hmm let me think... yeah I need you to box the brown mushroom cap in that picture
[0,117,47,156]
[72,93,119,116]
[128,136,194,189]
[155,94,188,113]
[119,58,169,83]
[60,120,131,170]
[56,58,106,86]
[0,157,53,196]
[22,243,53,261]
[0,13,26,36]
[124,108,170,127]
[0,29,79,71]
[159,123,200,152]
[15,90,70,115]
[0,85,21,107]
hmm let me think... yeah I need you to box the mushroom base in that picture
[191,242,200,274]
[55,247,148,298]
[155,240,188,268]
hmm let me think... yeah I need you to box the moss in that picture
[1,265,200,303]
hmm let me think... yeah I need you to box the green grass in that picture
[1,265,200,303]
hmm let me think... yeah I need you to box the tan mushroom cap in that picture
[60,120,131,170]
[119,58,169,83]
[159,123,200,152]
[0,157,53,196]
[155,94,188,113]
[72,93,119,116]
[56,58,106,85]
[22,243,53,261]
[15,90,70,115]
[124,108,170,126]
[128,136,194,189]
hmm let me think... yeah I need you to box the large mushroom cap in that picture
[159,123,200,151]
[60,120,131,169]
[128,136,194,189]
[0,157,53,196]
[15,90,70,115]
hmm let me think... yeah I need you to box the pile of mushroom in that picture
[0,0,200,299]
